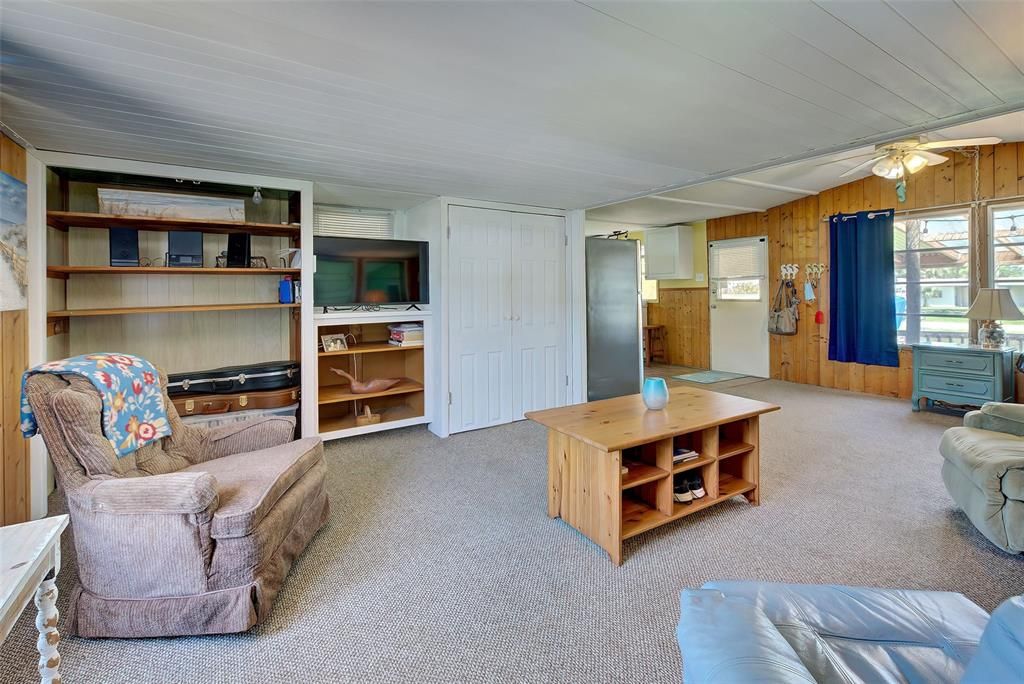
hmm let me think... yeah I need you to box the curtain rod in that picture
[818,193,1024,223]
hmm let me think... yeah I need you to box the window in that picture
[991,203,1024,351]
[709,237,765,301]
[639,243,659,302]
[894,211,970,346]
[313,205,393,238]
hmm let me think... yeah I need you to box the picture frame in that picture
[321,333,353,353]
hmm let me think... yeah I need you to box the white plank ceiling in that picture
[1,0,1023,210]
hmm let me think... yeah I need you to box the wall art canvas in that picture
[0,171,28,311]
[97,188,245,221]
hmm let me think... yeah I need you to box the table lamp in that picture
[966,288,1023,348]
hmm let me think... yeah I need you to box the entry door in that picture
[709,236,770,377]
[448,206,513,432]
[511,212,566,417]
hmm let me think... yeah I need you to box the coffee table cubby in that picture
[620,417,760,541]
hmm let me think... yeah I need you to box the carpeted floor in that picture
[3,380,1023,682]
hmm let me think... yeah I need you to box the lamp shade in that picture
[966,288,1024,321]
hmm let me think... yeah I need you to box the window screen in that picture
[313,205,394,238]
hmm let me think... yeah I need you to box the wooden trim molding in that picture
[1,131,31,524]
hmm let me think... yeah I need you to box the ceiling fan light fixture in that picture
[872,156,903,180]
[902,153,929,175]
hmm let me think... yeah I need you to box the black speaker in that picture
[227,232,251,268]
[168,231,204,267]
[109,228,140,267]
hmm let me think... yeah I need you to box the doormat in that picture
[673,370,747,384]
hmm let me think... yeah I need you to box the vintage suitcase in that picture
[167,361,299,396]
[172,387,300,416]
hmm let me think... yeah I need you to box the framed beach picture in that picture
[0,171,28,311]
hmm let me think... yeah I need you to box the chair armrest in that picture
[81,471,218,514]
[963,403,1024,437]
[200,416,296,461]
[677,589,816,684]
[68,472,219,598]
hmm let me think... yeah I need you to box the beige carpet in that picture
[2,381,1022,682]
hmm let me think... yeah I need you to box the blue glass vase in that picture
[642,377,669,410]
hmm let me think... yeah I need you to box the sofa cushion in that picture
[962,596,1024,683]
[183,436,322,539]
[701,581,989,683]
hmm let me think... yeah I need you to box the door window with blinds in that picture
[709,237,766,300]
[894,211,970,346]
[313,205,394,238]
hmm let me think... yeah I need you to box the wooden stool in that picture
[643,325,668,365]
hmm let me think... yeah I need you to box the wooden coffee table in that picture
[526,385,779,565]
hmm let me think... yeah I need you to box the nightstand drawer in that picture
[918,351,994,376]
[919,372,994,399]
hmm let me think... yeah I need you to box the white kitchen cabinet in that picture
[644,225,694,280]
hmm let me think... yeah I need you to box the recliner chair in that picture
[24,371,330,638]
[940,401,1024,554]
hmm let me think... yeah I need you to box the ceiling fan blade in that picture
[840,154,889,177]
[917,136,1002,150]
[915,149,950,166]
[814,150,879,166]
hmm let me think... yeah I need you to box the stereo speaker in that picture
[109,228,140,267]
[227,232,251,268]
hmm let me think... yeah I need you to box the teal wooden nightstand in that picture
[911,343,1015,412]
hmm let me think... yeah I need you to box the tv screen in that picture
[313,236,428,307]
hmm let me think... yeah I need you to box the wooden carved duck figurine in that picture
[330,368,401,394]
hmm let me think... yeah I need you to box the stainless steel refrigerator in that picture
[586,237,643,401]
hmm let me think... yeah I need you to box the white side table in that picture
[1,515,70,684]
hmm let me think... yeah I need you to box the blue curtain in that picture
[829,210,899,367]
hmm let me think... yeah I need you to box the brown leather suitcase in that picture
[173,388,300,416]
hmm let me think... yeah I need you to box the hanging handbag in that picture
[769,280,800,336]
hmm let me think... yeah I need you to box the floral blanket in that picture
[21,353,171,458]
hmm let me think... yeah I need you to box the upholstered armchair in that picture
[940,401,1024,554]
[24,371,330,638]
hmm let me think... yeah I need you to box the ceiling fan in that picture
[835,135,1002,180]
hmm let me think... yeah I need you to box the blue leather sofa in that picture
[677,581,1023,683]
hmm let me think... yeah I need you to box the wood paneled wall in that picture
[704,142,1024,399]
[1,132,30,524]
[647,288,710,368]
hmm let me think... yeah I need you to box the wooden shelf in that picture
[621,462,669,490]
[318,379,424,405]
[318,404,423,433]
[47,265,299,279]
[47,302,299,319]
[318,342,422,357]
[719,441,755,460]
[621,476,755,539]
[719,473,756,498]
[671,454,714,474]
[46,211,300,238]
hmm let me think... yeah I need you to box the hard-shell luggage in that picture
[166,361,299,396]
[172,387,300,416]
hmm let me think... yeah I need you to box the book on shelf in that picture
[673,448,699,463]
[388,339,424,347]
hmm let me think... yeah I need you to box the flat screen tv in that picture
[313,236,429,307]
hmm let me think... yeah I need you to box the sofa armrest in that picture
[81,471,218,514]
[963,403,1024,437]
[677,589,816,684]
[962,597,1024,683]
[199,416,296,461]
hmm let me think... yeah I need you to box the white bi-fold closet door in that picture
[448,206,566,433]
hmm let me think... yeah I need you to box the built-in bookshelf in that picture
[44,164,305,386]
[315,311,430,440]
